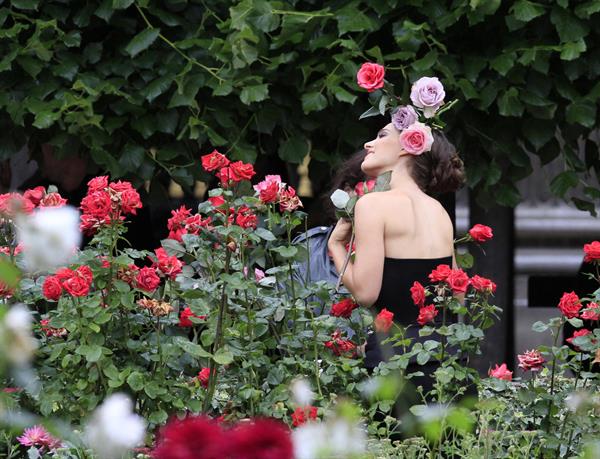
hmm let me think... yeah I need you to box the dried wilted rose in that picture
[137,299,173,317]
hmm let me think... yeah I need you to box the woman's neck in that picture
[388,165,421,193]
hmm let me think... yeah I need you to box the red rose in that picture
[135,266,161,292]
[120,188,142,215]
[429,264,452,283]
[279,186,302,212]
[557,291,581,319]
[469,275,497,294]
[235,206,257,229]
[216,166,233,187]
[410,281,426,307]
[62,275,90,297]
[374,308,394,333]
[583,241,600,263]
[39,192,67,207]
[417,304,438,326]
[80,191,112,218]
[517,349,545,372]
[446,269,469,294]
[87,176,108,192]
[201,150,230,172]
[291,406,318,427]
[356,62,385,92]
[152,416,225,459]
[324,330,356,357]
[229,161,256,182]
[354,179,376,197]
[197,367,211,388]
[55,268,75,282]
[330,298,358,318]
[80,214,102,236]
[488,363,512,381]
[152,248,183,280]
[40,318,67,338]
[566,328,593,351]
[23,186,45,206]
[76,265,93,284]
[229,418,293,459]
[581,302,600,321]
[42,276,63,301]
[468,224,493,242]
[208,195,226,208]
[259,180,280,204]
[179,307,206,327]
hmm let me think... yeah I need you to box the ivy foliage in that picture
[0,0,599,208]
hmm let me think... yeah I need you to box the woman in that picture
[327,122,464,372]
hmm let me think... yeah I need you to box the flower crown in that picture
[356,63,457,155]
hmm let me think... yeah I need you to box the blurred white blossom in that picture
[292,415,366,459]
[291,378,314,406]
[0,304,37,365]
[16,206,81,272]
[85,393,146,459]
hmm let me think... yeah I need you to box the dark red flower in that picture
[208,195,226,208]
[229,161,256,182]
[291,406,318,427]
[468,224,493,242]
[153,248,183,280]
[446,269,469,294]
[410,281,426,307]
[558,291,581,319]
[417,304,438,326]
[258,180,280,204]
[566,329,594,351]
[374,308,394,333]
[201,150,230,172]
[324,330,356,357]
[517,349,545,372]
[42,276,62,301]
[354,179,376,197]
[229,418,293,459]
[581,302,600,321]
[197,367,211,389]
[428,264,452,283]
[583,241,600,263]
[135,267,161,292]
[80,190,112,218]
[87,176,109,192]
[152,415,226,459]
[179,307,206,327]
[62,275,90,297]
[470,275,497,294]
[76,265,93,285]
[279,186,302,212]
[330,298,358,318]
[235,206,257,229]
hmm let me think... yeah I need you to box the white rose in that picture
[330,189,350,209]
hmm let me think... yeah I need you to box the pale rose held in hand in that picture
[518,349,545,372]
[558,291,582,319]
[488,363,512,381]
[356,62,385,92]
[410,76,446,118]
[417,304,438,326]
[468,224,493,242]
[399,122,434,155]
[583,240,600,263]
[391,105,418,131]
[374,308,394,333]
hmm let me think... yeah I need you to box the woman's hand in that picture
[329,218,352,245]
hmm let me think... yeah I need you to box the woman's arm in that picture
[328,194,385,306]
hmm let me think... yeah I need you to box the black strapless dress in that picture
[364,256,453,369]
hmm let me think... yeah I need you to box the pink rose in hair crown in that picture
[399,122,434,155]
[356,62,385,93]
[410,76,446,118]
[391,105,418,131]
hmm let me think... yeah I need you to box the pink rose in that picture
[399,122,434,155]
[253,175,282,192]
[468,224,493,242]
[410,76,446,118]
[488,363,512,381]
[354,179,376,197]
[558,291,581,319]
[517,350,545,372]
[581,302,600,321]
[374,308,394,333]
[583,241,600,263]
[356,62,385,93]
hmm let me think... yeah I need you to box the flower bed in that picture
[0,154,598,458]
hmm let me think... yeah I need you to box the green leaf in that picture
[12,0,39,10]
[301,92,328,114]
[416,351,430,365]
[331,86,357,104]
[532,321,549,332]
[490,53,516,76]
[522,120,554,150]
[278,136,309,164]
[455,252,474,269]
[240,84,269,105]
[560,39,587,61]
[0,259,20,288]
[571,197,597,217]
[142,76,173,103]
[213,347,234,365]
[511,0,546,21]
[497,88,524,117]
[336,6,373,35]
[119,144,145,172]
[125,28,161,57]
[83,345,102,363]
[550,171,578,197]
[550,6,589,42]
[254,227,276,241]
[270,246,298,258]
[411,50,438,72]
[566,99,596,128]
[173,336,212,358]
[113,0,134,8]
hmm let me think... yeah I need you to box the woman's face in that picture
[361,123,402,176]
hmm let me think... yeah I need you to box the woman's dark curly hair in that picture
[409,130,465,195]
